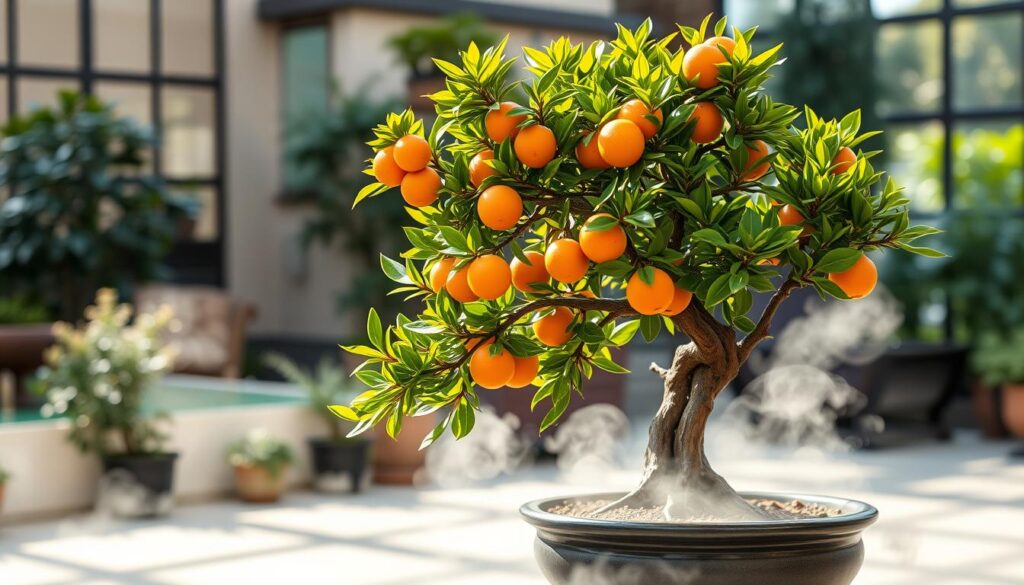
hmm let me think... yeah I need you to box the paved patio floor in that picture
[1,430,1022,585]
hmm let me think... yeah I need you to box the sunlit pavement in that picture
[1,428,1021,585]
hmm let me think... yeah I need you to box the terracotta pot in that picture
[0,324,55,408]
[233,464,288,503]
[1001,384,1024,438]
[971,379,1008,438]
[372,414,436,485]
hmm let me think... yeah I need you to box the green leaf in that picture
[623,211,656,229]
[367,308,384,349]
[896,242,946,257]
[380,254,409,283]
[691,228,728,248]
[640,315,661,342]
[705,273,733,307]
[816,248,862,273]
[328,404,359,421]
[609,319,641,345]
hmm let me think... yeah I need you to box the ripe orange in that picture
[464,335,489,352]
[777,204,805,226]
[372,147,405,187]
[544,239,589,283]
[682,43,726,89]
[704,36,736,56]
[477,185,523,231]
[828,254,877,299]
[507,355,540,388]
[445,264,479,303]
[400,167,440,207]
[392,135,431,172]
[580,214,627,263]
[470,149,497,187]
[758,257,782,266]
[467,254,512,300]
[469,342,516,389]
[617,99,663,140]
[514,124,558,169]
[689,102,724,144]
[511,251,550,293]
[575,131,610,170]
[626,268,674,315]
[485,101,526,143]
[742,140,771,181]
[597,119,645,168]
[429,257,456,292]
[661,286,693,316]
[832,146,856,175]
[533,307,573,346]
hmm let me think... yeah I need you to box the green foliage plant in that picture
[264,353,362,442]
[34,289,175,457]
[973,328,1024,387]
[226,429,295,478]
[388,13,499,79]
[0,295,50,325]
[337,16,940,519]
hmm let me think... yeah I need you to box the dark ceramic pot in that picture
[100,453,178,517]
[521,492,878,585]
[308,438,371,493]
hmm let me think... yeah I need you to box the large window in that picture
[0,0,226,285]
[280,23,330,193]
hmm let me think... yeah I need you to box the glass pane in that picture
[95,0,150,73]
[952,120,1023,210]
[94,81,151,126]
[953,14,1023,110]
[871,0,941,18]
[884,121,945,213]
[161,86,216,178]
[282,26,329,188]
[724,0,794,30]
[174,186,218,242]
[162,0,214,76]
[877,21,943,115]
[18,0,79,68]
[17,77,79,113]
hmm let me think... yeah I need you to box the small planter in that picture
[522,492,878,585]
[100,453,178,518]
[309,438,371,493]
[233,464,289,503]
[971,380,1008,438]
[1001,383,1024,437]
[373,414,436,485]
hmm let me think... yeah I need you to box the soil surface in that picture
[549,498,842,522]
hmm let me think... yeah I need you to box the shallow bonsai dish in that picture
[521,492,878,585]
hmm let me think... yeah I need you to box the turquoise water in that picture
[1,378,305,425]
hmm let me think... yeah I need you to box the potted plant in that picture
[387,13,498,111]
[265,354,372,492]
[0,295,54,408]
[34,289,177,518]
[0,90,194,323]
[226,429,295,503]
[336,16,941,585]
[973,328,1024,439]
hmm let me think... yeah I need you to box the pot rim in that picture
[521,491,877,551]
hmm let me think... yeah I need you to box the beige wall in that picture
[226,5,610,341]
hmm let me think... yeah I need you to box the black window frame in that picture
[0,0,228,287]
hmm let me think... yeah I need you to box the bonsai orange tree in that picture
[334,17,940,519]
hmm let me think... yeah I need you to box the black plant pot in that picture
[308,438,371,493]
[100,453,179,518]
[521,492,878,585]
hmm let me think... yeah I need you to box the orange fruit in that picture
[580,214,627,263]
[544,239,589,283]
[598,119,645,168]
[682,43,726,89]
[832,146,856,175]
[514,124,558,169]
[469,342,516,389]
[429,257,456,292]
[392,135,431,172]
[661,286,693,316]
[689,102,724,144]
[828,254,877,299]
[467,254,512,300]
[617,99,663,140]
[626,268,674,315]
[758,257,782,266]
[511,251,550,293]
[464,335,490,352]
[533,307,573,347]
[742,140,771,181]
[507,355,540,388]
[704,36,736,56]
[777,204,805,226]
[445,264,479,303]
[485,101,526,143]
[477,185,523,231]
[470,149,497,187]
[400,167,440,207]
[372,147,405,187]
[575,131,610,170]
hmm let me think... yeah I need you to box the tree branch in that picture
[736,277,800,362]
